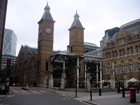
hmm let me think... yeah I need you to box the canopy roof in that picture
[127,78,139,82]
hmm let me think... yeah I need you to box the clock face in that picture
[78,33,82,40]
[45,28,52,34]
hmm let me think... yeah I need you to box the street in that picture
[0,86,86,105]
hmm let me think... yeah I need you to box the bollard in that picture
[90,89,92,101]
[75,88,77,97]
[99,88,101,96]
[122,88,125,98]
[26,84,28,88]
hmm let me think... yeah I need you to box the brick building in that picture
[6,3,102,89]
[102,18,140,82]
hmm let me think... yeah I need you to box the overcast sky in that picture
[5,0,140,56]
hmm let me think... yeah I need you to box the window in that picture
[107,67,111,74]
[115,51,118,57]
[131,47,133,54]
[106,53,108,59]
[135,35,137,40]
[124,39,126,43]
[120,50,122,56]
[136,46,139,53]
[121,65,125,72]
[115,66,118,73]
[127,48,130,55]
[45,62,48,71]
[129,64,134,71]
[32,59,34,70]
[123,49,125,55]
[71,46,73,52]
[138,63,140,70]
[137,34,139,39]
[109,53,111,58]
[112,52,115,58]
[122,39,123,44]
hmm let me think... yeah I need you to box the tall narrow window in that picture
[45,62,48,71]
[138,63,140,70]
[136,46,139,53]
[120,50,122,56]
[107,67,111,74]
[135,35,137,40]
[131,47,133,54]
[115,66,118,73]
[123,49,125,55]
[129,64,134,71]
[71,46,73,52]
[115,51,118,57]
[121,65,125,72]
[127,48,130,55]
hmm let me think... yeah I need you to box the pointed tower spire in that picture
[70,11,84,29]
[39,2,54,22]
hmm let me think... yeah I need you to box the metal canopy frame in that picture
[50,51,84,64]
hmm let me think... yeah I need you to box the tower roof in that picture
[70,11,84,29]
[40,2,54,21]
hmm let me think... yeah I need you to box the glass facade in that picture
[2,29,17,56]
[1,55,17,70]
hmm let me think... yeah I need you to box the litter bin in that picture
[130,88,136,103]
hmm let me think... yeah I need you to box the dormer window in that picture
[135,35,137,40]
[137,34,139,39]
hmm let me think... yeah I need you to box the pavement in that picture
[55,88,140,105]
[0,87,140,105]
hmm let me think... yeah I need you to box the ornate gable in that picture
[133,30,140,41]
[116,29,129,45]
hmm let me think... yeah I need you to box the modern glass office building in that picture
[2,29,17,56]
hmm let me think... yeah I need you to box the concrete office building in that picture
[3,29,17,56]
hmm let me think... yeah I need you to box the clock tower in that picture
[37,3,55,84]
[69,11,84,56]
[69,12,85,84]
